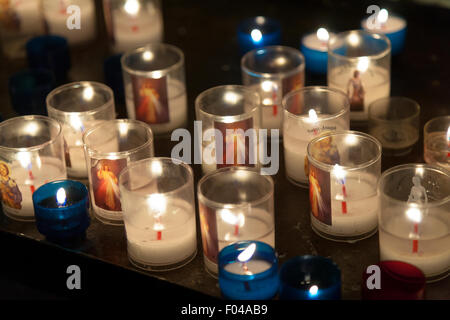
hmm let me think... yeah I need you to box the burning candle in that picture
[237,16,281,55]
[424,116,450,171]
[300,27,335,74]
[83,119,154,225]
[119,157,197,271]
[307,131,382,242]
[0,116,67,221]
[378,164,450,281]
[279,255,341,300]
[42,0,97,45]
[328,30,391,122]
[218,241,279,300]
[361,9,407,55]
[46,82,116,178]
[195,85,260,174]
[241,46,305,132]
[121,44,187,135]
[198,167,275,275]
[32,180,90,242]
[104,0,163,53]
[283,87,350,187]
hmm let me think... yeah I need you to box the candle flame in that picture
[56,187,67,206]
[357,57,369,72]
[377,9,389,25]
[348,33,360,46]
[124,0,140,15]
[224,92,239,104]
[406,206,422,224]
[147,193,166,218]
[251,29,263,43]
[237,243,256,263]
[261,80,274,92]
[309,285,319,296]
[83,86,94,101]
[307,109,318,123]
[151,160,163,175]
[316,28,329,42]
[332,164,346,181]
[143,50,153,61]
[220,209,245,227]
[70,114,85,132]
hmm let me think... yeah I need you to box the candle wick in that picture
[234,224,239,236]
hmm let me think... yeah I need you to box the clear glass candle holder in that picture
[119,157,197,271]
[368,97,420,156]
[378,164,450,282]
[328,30,391,122]
[424,116,450,171]
[283,86,350,187]
[121,43,187,135]
[0,115,67,221]
[103,0,163,53]
[0,0,44,59]
[241,45,305,133]
[83,119,154,225]
[47,81,116,178]
[218,241,279,300]
[195,85,260,175]
[42,0,97,45]
[307,130,382,242]
[279,255,341,300]
[197,167,275,276]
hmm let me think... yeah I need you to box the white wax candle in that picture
[328,66,390,121]
[424,131,450,171]
[250,83,283,131]
[283,115,348,185]
[125,200,197,266]
[2,157,66,220]
[8,0,44,35]
[43,0,96,45]
[379,213,450,278]
[112,3,163,53]
[125,79,187,135]
[224,260,272,275]
[204,208,275,274]
[311,174,379,237]
[362,15,406,34]
[301,31,335,52]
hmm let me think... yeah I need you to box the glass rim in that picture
[33,179,88,211]
[424,115,450,133]
[241,45,305,79]
[368,96,421,123]
[282,86,350,121]
[121,43,184,78]
[0,115,62,152]
[327,30,391,61]
[82,119,154,157]
[195,85,260,120]
[118,157,194,198]
[237,16,281,33]
[197,166,274,209]
[378,163,450,209]
[307,130,382,172]
[46,81,114,117]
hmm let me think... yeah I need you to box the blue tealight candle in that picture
[237,16,281,55]
[300,27,334,74]
[218,241,279,300]
[32,180,90,242]
[279,255,341,300]
[361,9,407,55]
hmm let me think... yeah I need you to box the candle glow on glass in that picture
[143,50,154,61]
[357,57,370,72]
[348,33,360,46]
[251,29,263,43]
[377,9,389,26]
[83,86,94,101]
[124,0,140,15]
[56,187,67,206]
[69,114,85,135]
[316,27,329,43]
[148,193,167,240]
[224,92,239,104]
[309,285,319,297]
[221,208,245,238]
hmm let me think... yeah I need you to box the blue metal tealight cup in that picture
[279,255,341,300]
[8,68,55,115]
[32,180,90,242]
[237,16,281,55]
[218,241,279,300]
[26,35,71,83]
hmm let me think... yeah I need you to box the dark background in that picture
[0,0,449,300]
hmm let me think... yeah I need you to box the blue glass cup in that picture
[237,16,281,55]
[8,68,55,116]
[32,180,90,242]
[218,241,279,300]
[279,255,341,300]
[26,35,70,83]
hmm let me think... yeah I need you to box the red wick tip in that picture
[131,25,139,32]
[412,240,419,253]
[234,224,239,236]
[157,231,162,240]
[341,201,347,214]
[30,185,35,194]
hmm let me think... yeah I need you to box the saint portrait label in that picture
[131,75,170,124]
[90,158,127,212]
[0,161,23,211]
[199,203,219,265]
[214,118,254,169]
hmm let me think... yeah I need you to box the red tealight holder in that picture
[361,261,426,300]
